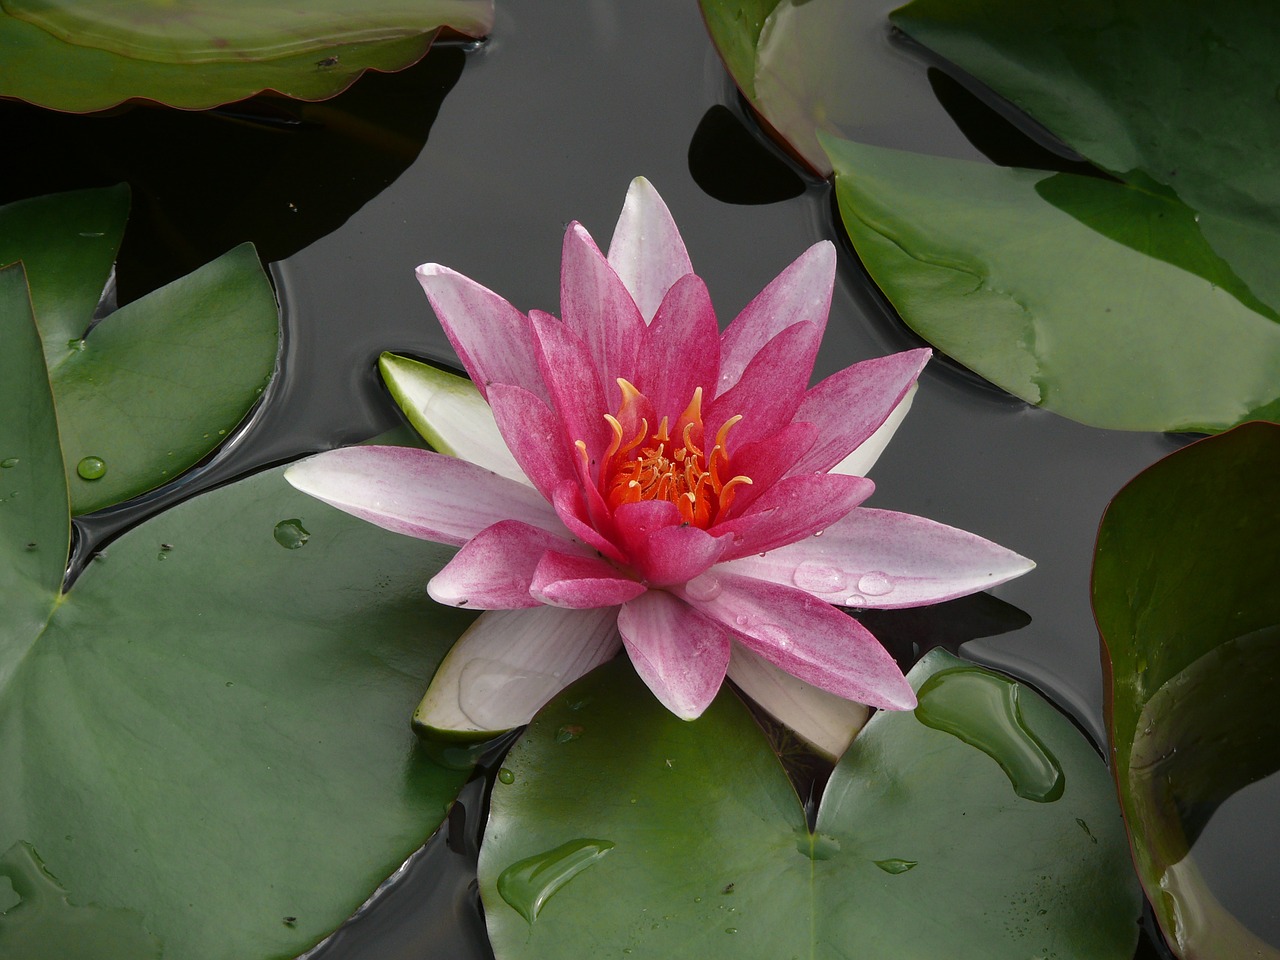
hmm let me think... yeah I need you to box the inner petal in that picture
[596,379,751,528]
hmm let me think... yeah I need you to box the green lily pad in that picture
[0,261,475,958]
[479,651,1140,959]
[890,0,1280,313]
[0,187,279,514]
[0,1,489,112]
[1094,421,1280,958]
[825,135,1280,433]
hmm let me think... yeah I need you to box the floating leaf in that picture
[479,651,1140,959]
[0,1,490,112]
[824,136,1280,432]
[0,187,280,514]
[1094,422,1280,958]
[891,0,1280,312]
[0,266,474,958]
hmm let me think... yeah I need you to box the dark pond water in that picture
[6,0,1276,956]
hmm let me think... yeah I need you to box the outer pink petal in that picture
[413,607,622,734]
[487,383,577,504]
[634,273,721,418]
[428,520,590,610]
[676,573,915,710]
[530,551,647,608]
[829,384,915,479]
[561,223,645,409]
[617,591,731,719]
[726,646,869,759]
[787,349,931,477]
[718,241,835,395]
[415,264,548,404]
[714,473,875,560]
[284,446,564,547]
[719,508,1035,609]
[606,177,694,323]
[529,310,612,462]
[706,321,821,451]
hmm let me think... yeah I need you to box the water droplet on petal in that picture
[844,594,866,607]
[753,623,790,649]
[856,571,893,596]
[793,560,846,594]
[76,456,106,480]
[684,574,721,602]
[734,614,750,627]
[273,519,311,550]
[813,529,824,537]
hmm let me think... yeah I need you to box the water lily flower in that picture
[285,178,1033,756]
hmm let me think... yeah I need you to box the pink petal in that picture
[551,481,626,563]
[612,499,683,558]
[634,273,720,419]
[560,223,645,409]
[628,521,731,587]
[428,520,590,610]
[529,310,612,463]
[413,607,622,734]
[719,508,1035,609]
[720,421,818,516]
[530,550,648,608]
[284,446,564,547]
[726,645,869,759]
[617,591,731,719]
[606,177,694,323]
[718,242,835,395]
[788,349,931,477]
[829,383,916,479]
[487,384,577,503]
[415,264,548,404]
[714,473,875,560]
[706,321,822,451]
[677,572,915,710]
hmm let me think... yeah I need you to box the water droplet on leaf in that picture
[555,724,583,743]
[874,858,918,875]
[273,519,311,550]
[0,458,18,468]
[496,839,614,923]
[76,456,106,481]
[498,768,515,785]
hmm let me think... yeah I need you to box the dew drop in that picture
[66,338,86,351]
[496,838,614,923]
[273,519,311,550]
[874,858,918,875]
[915,667,1065,803]
[793,560,846,594]
[725,927,738,935]
[843,594,866,607]
[684,574,721,602]
[856,571,893,596]
[752,622,790,649]
[497,767,515,785]
[76,456,106,481]
[734,614,750,627]
[0,458,17,469]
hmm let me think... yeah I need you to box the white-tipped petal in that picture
[414,606,622,735]
[829,383,916,478]
[378,353,528,484]
[606,177,693,323]
[727,646,870,759]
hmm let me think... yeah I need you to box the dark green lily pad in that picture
[825,135,1280,433]
[891,0,1280,313]
[1094,421,1280,958]
[479,651,1140,959]
[0,187,279,514]
[0,263,475,958]
[0,1,489,112]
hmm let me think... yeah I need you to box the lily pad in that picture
[0,260,475,959]
[0,1,490,112]
[824,135,1280,433]
[479,651,1140,959]
[1094,422,1280,958]
[891,0,1280,313]
[0,187,279,514]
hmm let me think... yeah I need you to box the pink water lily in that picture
[285,178,1033,756]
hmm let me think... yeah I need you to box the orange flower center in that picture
[588,379,752,528]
